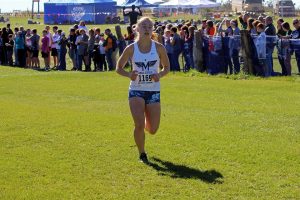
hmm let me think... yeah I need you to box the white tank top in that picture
[129,40,160,91]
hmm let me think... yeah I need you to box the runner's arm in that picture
[116,44,137,80]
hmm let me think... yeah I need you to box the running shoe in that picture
[139,152,149,164]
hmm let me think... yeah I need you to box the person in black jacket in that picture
[123,5,142,27]
[264,16,276,77]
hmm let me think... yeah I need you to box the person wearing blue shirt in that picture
[15,31,25,67]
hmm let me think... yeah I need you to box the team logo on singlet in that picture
[135,60,157,71]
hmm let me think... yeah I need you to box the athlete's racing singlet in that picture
[129,40,160,91]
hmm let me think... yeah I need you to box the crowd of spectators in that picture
[1,13,300,76]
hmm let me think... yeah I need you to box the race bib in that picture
[138,72,153,84]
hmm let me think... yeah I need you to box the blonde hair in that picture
[135,17,154,41]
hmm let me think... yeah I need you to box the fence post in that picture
[193,30,204,72]
[240,30,254,74]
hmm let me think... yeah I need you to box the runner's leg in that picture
[145,103,161,135]
[129,97,146,153]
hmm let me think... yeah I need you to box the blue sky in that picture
[1,0,300,13]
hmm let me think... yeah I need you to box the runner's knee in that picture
[147,126,159,135]
[134,123,145,132]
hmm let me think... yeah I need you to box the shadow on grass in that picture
[147,157,223,184]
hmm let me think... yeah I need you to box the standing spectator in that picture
[163,29,174,71]
[277,18,286,37]
[154,26,164,44]
[1,27,9,65]
[13,27,19,66]
[187,26,195,70]
[0,30,3,65]
[254,23,267,76]
[281,22,293,76]
[276,18,286,75]
[240,13,249,30]
[87,29,95,72]
[51,26,60,69]
[75,29,89,71]
[93,28,101,71]
[25,29,32,68]
[264,16,276,77]
[218,18,233,36]
[45,25,52,67]
[247,18,256,35]
[58,32,68,71]
[15,31,25,67]
[123,5,142,27]
[5,34,14,66]
[291,19,300,74]
[78,21,88,33]
[6,24,13,35]
[31,29,40,69]
[258,15,265,24]
[41,30,50,71]
[230,19,241,74]
[103,29,117,71]
[170,26,181,71]
[57,30,63,66]
[98,33,107,71]
[201,19,208,34]
[67,28,77,70]
[206,20,215,36]
[218,18,233,74]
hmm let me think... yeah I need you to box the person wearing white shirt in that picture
[51,26,60,69]
[78,21,88,34]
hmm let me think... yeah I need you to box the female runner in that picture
[116,17,170,163]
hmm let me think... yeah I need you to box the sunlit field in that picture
[0,16,300,199]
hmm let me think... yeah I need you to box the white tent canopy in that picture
[159,0,220,8]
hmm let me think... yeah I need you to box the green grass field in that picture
[0,66,299,199]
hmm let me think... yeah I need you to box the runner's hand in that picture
[129,70,138,81]
[152,73,160,82]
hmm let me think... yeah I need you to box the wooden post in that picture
[193,30,204,72]
[240,30,254,74]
